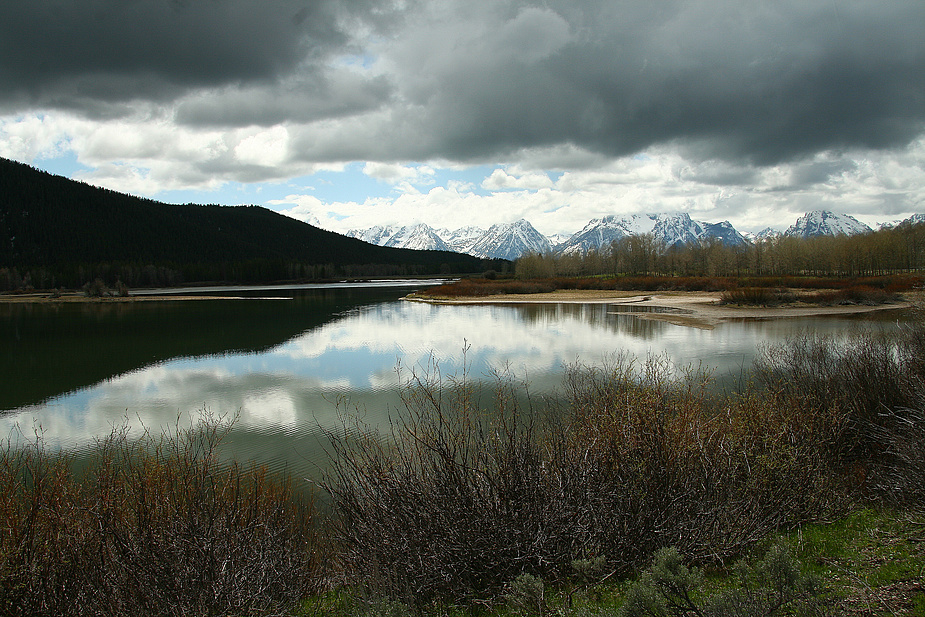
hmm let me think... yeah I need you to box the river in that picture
[0,281,908,484]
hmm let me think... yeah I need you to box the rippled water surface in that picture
[1,282,908,483]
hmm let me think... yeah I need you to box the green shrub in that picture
[505,573,546,617]
[620,544,827,617]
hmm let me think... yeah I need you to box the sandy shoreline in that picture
[2,288,916,329]
[406,289,916,329]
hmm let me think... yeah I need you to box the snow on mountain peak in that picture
[345,210,886,260]
[785,211,872,238]
[468,219,552,260]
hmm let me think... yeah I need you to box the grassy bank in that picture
[2,313,924,615]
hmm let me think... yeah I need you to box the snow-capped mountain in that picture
[547,233,571,247]
[346,210,894,261]
[751,227,782,241]
[555,213,746,255]
[347,224,451,252]
[346,225,397,246]
[346,219,549,258]
[699,221,749,247]
[466,219,552,260]
[555,215,646,256]
[383,223,450,251]
[650,213,706,248]
[784,211,871,238]
[438,225,486,254]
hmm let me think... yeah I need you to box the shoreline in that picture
[0,279,449,304]
[406,289,916,329]
[0,292,247,303]
[2,288,916,329]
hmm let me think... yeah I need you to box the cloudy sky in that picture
[1,0,923,236]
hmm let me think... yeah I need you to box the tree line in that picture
[515,220,925,279]
[0,157,506,291]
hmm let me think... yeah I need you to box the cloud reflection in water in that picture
[1,299,890,478]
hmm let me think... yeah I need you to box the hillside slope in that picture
[0,158,500,288]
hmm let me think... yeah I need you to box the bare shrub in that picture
[0,417,320,617]
[83,277,109,297]
[803,285,901,306]
[324,359,573,603]
[0,436,89,616]
[560,356,843,568]
[720,287,796,306]
[754,329,923,465]
[867,404,925,511]
[325,354,847,605]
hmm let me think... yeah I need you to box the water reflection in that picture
[0,289,905,483]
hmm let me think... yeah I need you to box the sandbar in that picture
[406,289,918,330]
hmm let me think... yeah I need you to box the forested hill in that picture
[0,158,504,289]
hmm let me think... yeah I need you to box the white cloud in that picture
[267,139,925,237]
[481,168,554,190]
[362,161,435,185]
[234,125,290,167]
[0,114,72,161]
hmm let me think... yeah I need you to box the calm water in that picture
[1,282,908,484]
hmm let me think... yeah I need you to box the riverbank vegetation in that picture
[2,316,924,615]
[515,219,925,279]
[0,419,321,616]
[417,273,924,306]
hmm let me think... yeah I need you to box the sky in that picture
[1,0,923,237]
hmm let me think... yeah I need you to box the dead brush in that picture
[719,287,796,306]
[323,358,577,604]
[325,353,853,605]
[866,403,925,510]
[560,356,845,568]
[753,329,924,465]
[0,416,321,617]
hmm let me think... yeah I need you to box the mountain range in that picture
[348,211,914,260]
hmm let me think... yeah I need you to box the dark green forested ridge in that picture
[0,157,505,289]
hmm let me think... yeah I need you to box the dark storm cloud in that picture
[0,0,356,108]
[174,72,393,127]
[382,0,925,166]
[4,0,924,172]
[789,159,859,188]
